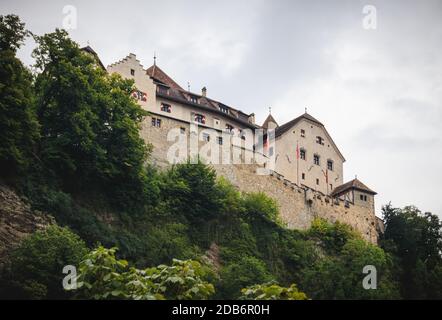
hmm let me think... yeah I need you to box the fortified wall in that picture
[212,164,379,244]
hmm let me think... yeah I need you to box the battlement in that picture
[212,164,379,243]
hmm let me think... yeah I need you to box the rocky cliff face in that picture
[0,185,53,264]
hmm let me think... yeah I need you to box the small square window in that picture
[130,69,135,76]
[314,154,320,165]
[151,117,161,127]
[225,124,234,133]
[300,149,306,160]
[327,160,333,171]
[194,113,206,124]
[161,103,171,113]
[180,127,186,134]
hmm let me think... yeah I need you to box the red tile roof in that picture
[146,64,184,90]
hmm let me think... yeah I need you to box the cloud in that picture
[1,0,441,216]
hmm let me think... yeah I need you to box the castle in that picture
[85,47,382,243]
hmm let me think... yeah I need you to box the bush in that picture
[240,282,308,300]
[1,225,88,299]
[218,256,273,299]
[77,246,214,300]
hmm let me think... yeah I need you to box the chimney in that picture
[248,113,255,124]
[202,86,207,97]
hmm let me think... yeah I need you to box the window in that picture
[130,69,135,76]
[316,136,324,145]
[316,178,319,185]
[151,117,161,128]
[314,154,320,165]
[300,148,306,160]
[301,129,305,137]
[327,160,333,171]
[161,103,171,113]
[180,127,186,134]
[217,136,223,145]
[330,184,333,190]
[360,194,368,201]
[225,124,234,133]
[157,85,169,95]
[302,173,305,180]
[202,133,210,142]
[214,118,220,127]
[219,105,229,114]
[194,113,206,124]
[189,95,198,104]
[132,90,147,102]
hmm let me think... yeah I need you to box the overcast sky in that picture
[2,0,441,217]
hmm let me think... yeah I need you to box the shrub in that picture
[240,282,308,300]
[1,225,88,299]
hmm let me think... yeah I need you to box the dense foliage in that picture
[240,282,308,300]
[76,246,214,300]
[0,225,88,299]
[0,15,441,300]
[0,15,39,178]
[380,204,442,299]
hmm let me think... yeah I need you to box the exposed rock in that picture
[0,184,54,264]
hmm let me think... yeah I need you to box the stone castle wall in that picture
[139,115,379,244]
[212,164,379,244]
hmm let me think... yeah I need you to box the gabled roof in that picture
[262,114,278,128]
[330,178,377,197]
[148,63,257,128]
[146,64,184,90]
[81,46,105,70]
[275,112,345,161]
[275,112,323,137]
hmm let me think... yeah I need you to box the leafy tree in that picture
[240,282,308,300]
[307,218,359,253]
[0,14,39,178]
[219,256,273,299]
[161,161,220,222]
[242,192,281,224]
[32,29,149,203]
[1,225,88,299]
[381,204,442,299]
[299,219,400,299]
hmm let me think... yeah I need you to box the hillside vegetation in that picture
[0,15,441,300]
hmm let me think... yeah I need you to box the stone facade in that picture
[104,51,380,243]
[213,164,378,244]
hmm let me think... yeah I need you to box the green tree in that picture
[0,14,39,178]
[219,256,273,299]
[381,204,442,299]
[242,192,281,224]
[1,225,88,299]
[161,161,220,221]
[32,29,149,203]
